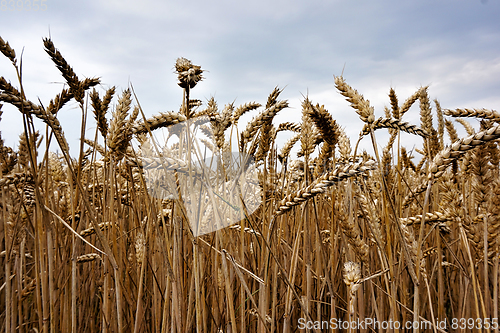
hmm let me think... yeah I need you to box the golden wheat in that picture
[2,36,500,333]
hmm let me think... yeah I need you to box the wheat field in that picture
[1,36,500,333]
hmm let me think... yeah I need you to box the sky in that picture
[1,0,499,159]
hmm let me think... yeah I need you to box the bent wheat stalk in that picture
[429,123,500,179]
[361,117,428,137]
[276,160,376,215]
[44,206,106,255]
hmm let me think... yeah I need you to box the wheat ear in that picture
[107,89,132,159]
[334,76,375,124]
[1,91,70,155]
[337,126,352,161]
[306,102,339,146]
[456,118,475,136]
[339,210,370,265]
[400,86,427,118]
[0,93,42,116]
[361,117,428,137]
[43,37,83,102]
[419,87,433,135]
[278,133,300,163]
[299,98,316,160]
[276,122,301,133]
[276,159,376,215]
[400,147,416,172]
[435,99,445,149]
[101,86,115,112]
[208,99,233,150]
[90,88,110,138]
[429,123,500,179]
[50,77,100,112]
[444,108,500,122]
[232,102,261,125]
[389,87,399,119]
[240,100,288,151]
[80,222,116,238]
[77,253,102,264]
[401,211,452,227]
[46,88,73,115]
[83,139,106,157]
[343,261,362,326]
[402,181,428,210]
[0,173,33,187]
[0,36,16,64]
[444,119,459,143]
[133,111,187,135]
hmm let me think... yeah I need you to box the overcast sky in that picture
[1,0,499,158]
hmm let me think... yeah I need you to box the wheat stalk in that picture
[4,41,500,332]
